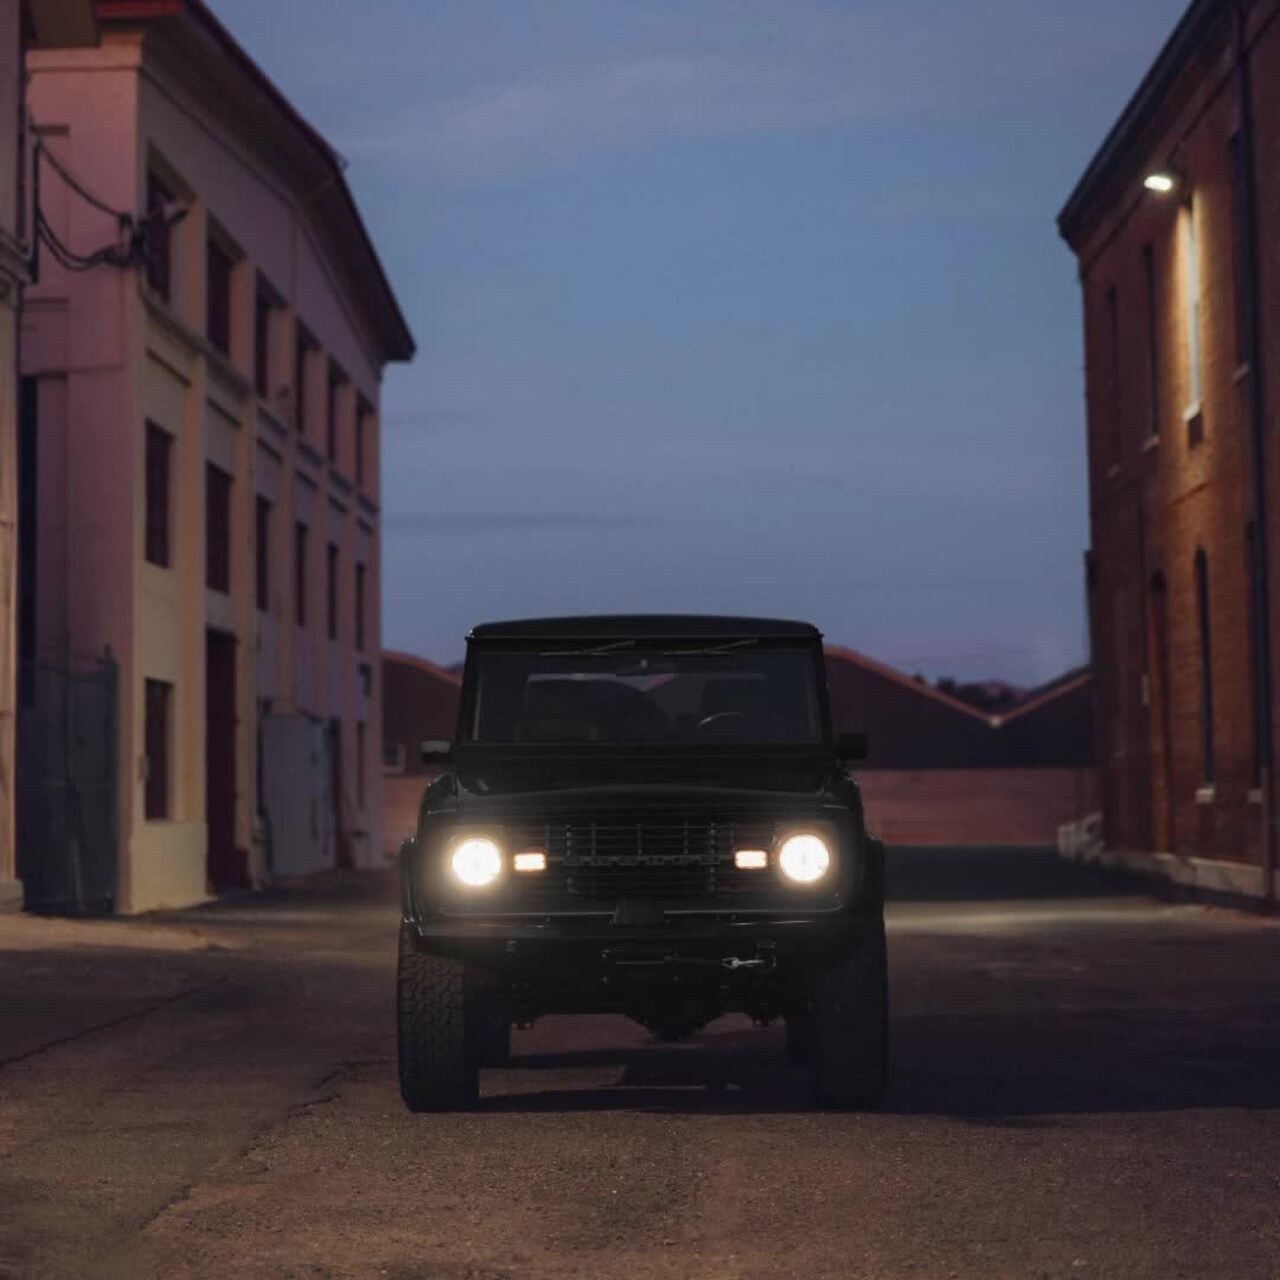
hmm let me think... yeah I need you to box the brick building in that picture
[19,0,414,911]
[1058,0,1279,900]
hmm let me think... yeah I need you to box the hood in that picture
[443,749,849,818]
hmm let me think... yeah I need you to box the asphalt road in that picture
[2,848,1279,1280]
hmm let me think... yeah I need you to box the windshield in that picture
[465,643,825,745]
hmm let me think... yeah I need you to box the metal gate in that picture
[17,650,119,914]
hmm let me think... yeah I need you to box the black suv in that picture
[397,615,887,1111]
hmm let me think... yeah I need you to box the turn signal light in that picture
[513,851,548,873]
[734,849,768,870]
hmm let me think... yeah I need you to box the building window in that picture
[295,522,308,627]
[383,741,406,775]
[145,171,174,302]
[1105,284,1121,460]
[255,495,271,612]
[1194,548,1214,784]
[355,561,367,651]
[327,542,339,640]
[206,238,233,357]
[1182,196,1203,413]
[1229,134,1250,364]
[327,366,342,463]
[295,337,310,436]
[145,422,172,568]
[206,464,232,593]
[1142,244,1160,438]
[144,679,173,820]
[356,721,367,807]
[1246,523,1263,786]
[355,403,369,489]
[18,378,38,708]
[254,283,273,398]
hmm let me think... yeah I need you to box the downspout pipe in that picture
[1233,0,1277,906]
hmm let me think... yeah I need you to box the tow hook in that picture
[723,945,776,973]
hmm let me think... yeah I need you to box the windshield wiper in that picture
[538,640,637,657]
[660,639,760,656]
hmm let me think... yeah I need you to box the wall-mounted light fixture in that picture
[1144,170,1178,195]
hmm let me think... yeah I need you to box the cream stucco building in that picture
[0,0,97,911]
[20,0,413,912]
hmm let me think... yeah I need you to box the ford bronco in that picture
[397,615,887,1111]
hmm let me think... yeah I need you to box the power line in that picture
[29,136,144,277]
[36,140,133,223]
[36,210,131,272]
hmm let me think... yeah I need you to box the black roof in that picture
[468,615,822,642]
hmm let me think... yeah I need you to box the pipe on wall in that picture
[1233,0,1277,906]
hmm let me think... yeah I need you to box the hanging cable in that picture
[37,209,133,272]
[36,141,134,223]
[30,135,142,275]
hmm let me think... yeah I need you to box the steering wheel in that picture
[692,711,751,737]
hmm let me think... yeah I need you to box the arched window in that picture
[1194,549,1214,784]
[1245,523,1263,786]
[1148,572,1174,848]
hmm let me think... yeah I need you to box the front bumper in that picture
[402,906,873,967]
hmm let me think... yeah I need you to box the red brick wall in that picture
[858,769,1099,847]
[1065,0,1279,867]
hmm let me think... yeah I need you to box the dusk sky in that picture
[217,0,1181,684]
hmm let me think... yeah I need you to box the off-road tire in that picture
[809,918,889,1110]
[397,924,479,1112]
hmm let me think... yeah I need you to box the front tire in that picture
[808,919,889,1110]
[397,924,479,1112]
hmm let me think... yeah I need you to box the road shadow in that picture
[478,995,1280,1118]
[886,845,1142,904]
[483,1024,811,1114]
[885,1001,1280,1121]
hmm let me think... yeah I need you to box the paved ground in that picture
[2,848,1278,1280]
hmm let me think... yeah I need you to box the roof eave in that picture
[382,649,463,686]
[1057,0,1226,244]
[996,671,1093,726]
[95,0,415,364]
[822,644,998,725]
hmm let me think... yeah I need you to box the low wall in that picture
[858,768,1099,847]
[382,767,1100,856]
[1057,814,1274,901]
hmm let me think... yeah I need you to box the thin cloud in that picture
[386,511,648,536]
[383,408,486,433]
[352,56,876,176]
[339,3,1161,178]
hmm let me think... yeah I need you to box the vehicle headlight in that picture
[778,833,831,884]
[449,837,503,888]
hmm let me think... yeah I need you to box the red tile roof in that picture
[824,647,1094,769]
[382,651,461,773]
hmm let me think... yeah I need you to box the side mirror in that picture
[837,732,868,763]
[420,739,453,766]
